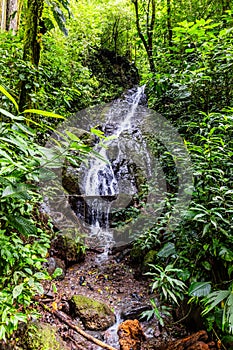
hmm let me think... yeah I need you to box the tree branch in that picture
[40,302,119,350]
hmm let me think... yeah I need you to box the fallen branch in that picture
[40,302,118,350]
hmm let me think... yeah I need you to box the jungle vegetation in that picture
[0,0,232,346]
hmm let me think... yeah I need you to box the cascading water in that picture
[72,85,154,254]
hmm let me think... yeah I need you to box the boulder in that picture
[70,294,116,331]
[121,304,152,321]
[118,319,145,350]
[50,233,85,267]
[62,165,80,194]
[24,322,68,350]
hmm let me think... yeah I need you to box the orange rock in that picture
[117,319,146,350]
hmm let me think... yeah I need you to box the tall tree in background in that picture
[0,0,21,32]
[132,0,156,72]
[167,0,172,47]
[22,0,44,66]
[19,0,44,111]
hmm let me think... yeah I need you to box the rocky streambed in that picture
[1,243,219,350]
[23,245,219,349]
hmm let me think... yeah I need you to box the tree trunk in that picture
[19,0,44,111]
[22,0,44,66]
[167,0,172,48]
[0,0,21,32]
[6,0,18,32]
[0,0,8,30]
[132,0,156,73]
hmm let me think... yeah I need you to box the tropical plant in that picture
[202,284,233,334]
[0,84,93,340]
[140,298,171,326]
[145,264,187,305]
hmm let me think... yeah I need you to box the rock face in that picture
[24,322,68,350]
[70,294,116,331]
[118,319,145,350]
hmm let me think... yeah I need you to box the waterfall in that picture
[77,85,148,249]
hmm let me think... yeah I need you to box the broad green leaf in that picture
[157,242,176,258]
[34,272,47,280]
[202,290,230,315]
[0,86,19,111]
[0,324,6,341]
[52,268,63,279]
[0,108,23,120]
[0,149,15,164]
[0,137,28,152]
[7,215,38,236]
[23,109,65,119]
[33,283,44,295]
[188,282,211,297]
[2,184,33,199]
[91,127,105,138]
[12,283,24,299]
[65,130,81,141]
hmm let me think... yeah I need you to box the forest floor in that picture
[39,249,190,349]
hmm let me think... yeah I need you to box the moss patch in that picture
[24,322,68,350]
[71,294,116,331]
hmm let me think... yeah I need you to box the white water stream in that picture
[77,85,152,257]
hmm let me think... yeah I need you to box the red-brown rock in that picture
[118,319,146,350]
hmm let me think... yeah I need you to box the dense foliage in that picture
[0,0,233,346]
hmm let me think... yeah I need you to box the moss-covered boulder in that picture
[24,323,68,350]
[50,233,85,267]
[70,294,116,331]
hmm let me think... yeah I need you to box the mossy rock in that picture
[142,250,157,271]
[24,322,68,350]
[70,294,116,331]
[130,245,145,265]
[50,233,85,267]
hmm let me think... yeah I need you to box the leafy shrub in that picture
[0,85,92,340]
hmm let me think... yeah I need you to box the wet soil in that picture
[39,249,189,350]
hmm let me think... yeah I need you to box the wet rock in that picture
[46,257,66,279]
[24,322,69,350]
[118,319,145,350]
[62,165,81,194]
[121,304,152,321]
[110,242,132,255]
[70,294,116,331]
[50,233,85,267]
